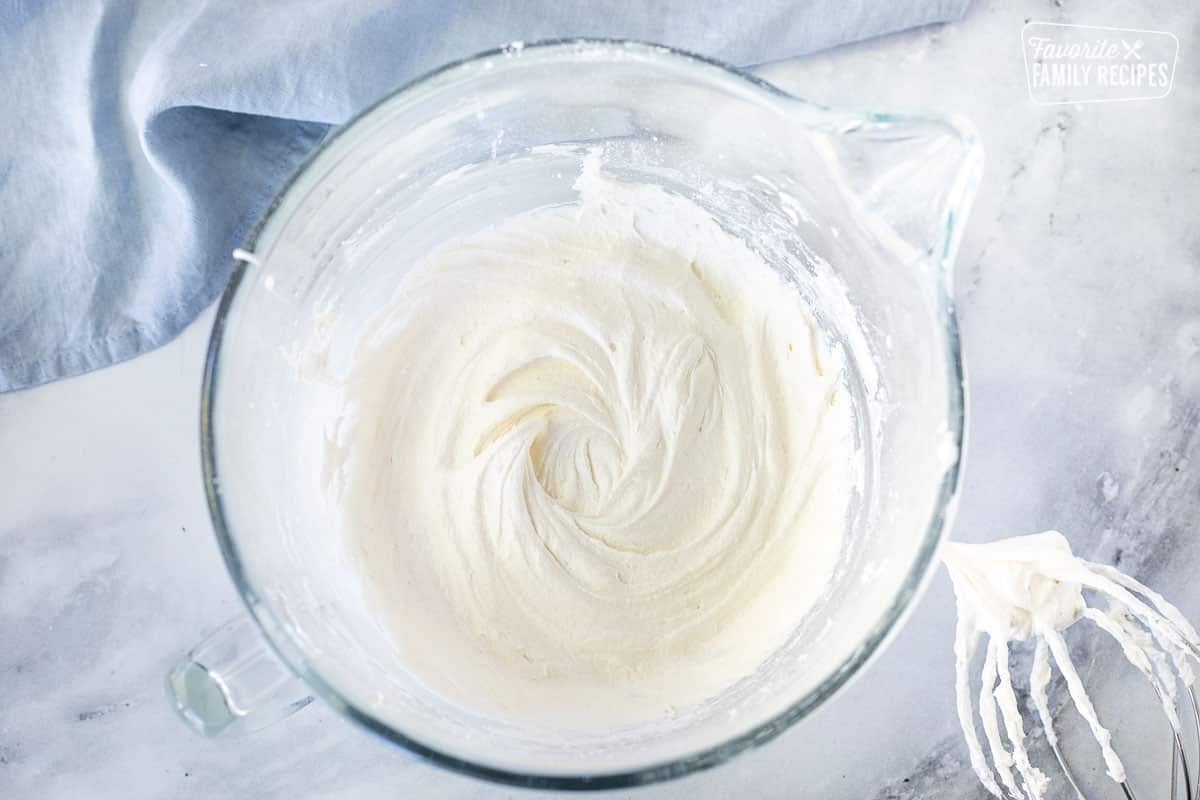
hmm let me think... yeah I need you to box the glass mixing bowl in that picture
[170,39,981,789]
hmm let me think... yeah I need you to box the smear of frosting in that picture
[323,159,857,726]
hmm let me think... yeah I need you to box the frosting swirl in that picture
[327,163,856,724]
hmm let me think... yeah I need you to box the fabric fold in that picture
[0,0,971,392]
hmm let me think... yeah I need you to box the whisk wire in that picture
[1049,681,1198,800]
[1189,688,1199,800]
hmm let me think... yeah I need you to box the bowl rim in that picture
[200,37,967,791]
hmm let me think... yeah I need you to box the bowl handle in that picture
[167,614,313,736]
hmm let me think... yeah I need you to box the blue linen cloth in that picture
[0,0,970,392]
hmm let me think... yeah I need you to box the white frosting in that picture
[942,533,1086,643]
[324,160,856,726]
[945,531,1200,798]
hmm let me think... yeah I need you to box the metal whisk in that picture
[1048,684,1198,800]
[942,531,1200,800]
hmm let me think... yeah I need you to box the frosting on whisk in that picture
[944,531,1200,800]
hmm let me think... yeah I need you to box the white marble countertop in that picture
[2,0,1197,797]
